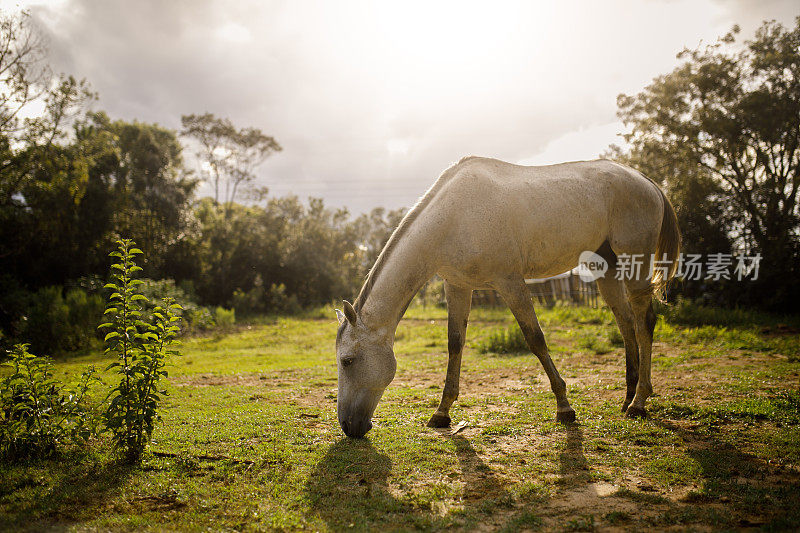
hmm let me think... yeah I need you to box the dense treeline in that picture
[0,100,405,352]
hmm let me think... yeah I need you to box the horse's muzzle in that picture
[340,416,373,438]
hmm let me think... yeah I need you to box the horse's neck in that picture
[360,227,438,334]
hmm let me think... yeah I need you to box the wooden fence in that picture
[471,271,600,308]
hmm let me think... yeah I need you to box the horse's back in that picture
[431,157,664,280]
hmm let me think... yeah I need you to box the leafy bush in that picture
[655,298,800,329]
[233,278,301,316]
[214,307,235,329]
[478,326,529,354]
[188,307,216,331]
[22,286,104,354]
[0,344,97,461]
[231,275,267,316]
[139,278,215,333]
[266,283,301,314]
[100,239,182,463]
[576,333,613,354]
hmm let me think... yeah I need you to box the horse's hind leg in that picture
[427,282,472,428]
[623,278,657,418]
[494,277,575,423]
[595,276,639,412]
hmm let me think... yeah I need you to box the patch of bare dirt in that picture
[173,373,270,387]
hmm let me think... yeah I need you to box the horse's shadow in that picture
[307,425,588,529]
[558,423,588,480]
[306,433,511,530]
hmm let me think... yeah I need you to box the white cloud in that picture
[517,122,627,166]
[215,22,251,43]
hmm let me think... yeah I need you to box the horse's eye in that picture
[341,357,355,368]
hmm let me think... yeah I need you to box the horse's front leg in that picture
[427,282,472,428]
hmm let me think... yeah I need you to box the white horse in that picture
[335,157,680,438]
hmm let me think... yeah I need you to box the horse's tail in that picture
[651,186,681,298]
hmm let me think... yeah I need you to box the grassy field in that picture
[2,303,799,531]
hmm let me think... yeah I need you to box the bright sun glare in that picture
[335,1,556,110]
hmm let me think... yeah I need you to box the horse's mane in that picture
[353,156,475,312]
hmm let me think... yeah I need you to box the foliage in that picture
[266,283,302,314]
[0,11,95,206]
[138,278,215,333]
[21,286,104,354]
[612,18,800,310]
[213,307,235,329]
[655,297,800,329]
[0,344,96,461]
[478,326,529,354]
[575,333,613,354]
[233,278,302,316]
[99,239,182,463]
[183,196,367,309]
[231,280,265,316]
[92,112,197,274]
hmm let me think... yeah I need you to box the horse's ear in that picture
[335,308,346,324]
[342,300,357,325]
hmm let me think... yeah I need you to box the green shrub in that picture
[655,298,800,329]
[233,280,302,316]
[0,344,97,461]
[266,283,301,314]
[23,286,70,353]
[188,307,216,331]
[478,326,529,354]
[576,333,613,354]
[139,278,215,333]
[232,287,262,316]
[22,286,104,354]
[214,306,236,329]
[100,239,182,464]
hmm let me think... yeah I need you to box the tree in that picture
[0,10,50,138]
[352,207,407,270]
[0,111,197,292]
[180,113,281,215]
[0,10,95,207]
[613,18,800,309]
[95,113,197,273]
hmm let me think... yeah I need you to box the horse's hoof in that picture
[426,413,451,428]
[556,408,576,424]
[622,399,633,413]
[625,405,647,419]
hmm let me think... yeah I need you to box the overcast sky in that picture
[3,0,798,213]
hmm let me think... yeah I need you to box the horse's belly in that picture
[520,231,607,279]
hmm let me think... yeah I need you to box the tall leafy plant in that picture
[100,239,182,463]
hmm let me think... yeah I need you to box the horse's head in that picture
[335,300,396,438]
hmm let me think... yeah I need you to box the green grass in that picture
[477,326,528,354]
[655,298,800,329]
[2,302,800,531]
